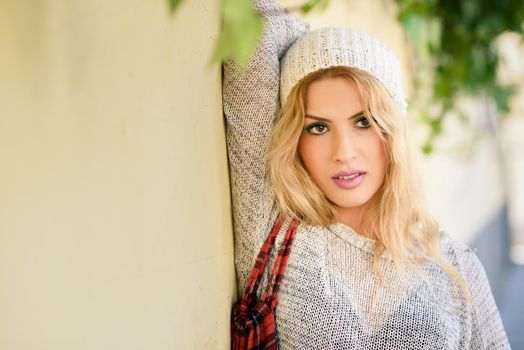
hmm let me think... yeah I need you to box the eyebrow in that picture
[304,110,365,122]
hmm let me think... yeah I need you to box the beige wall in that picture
[0,0,235,349]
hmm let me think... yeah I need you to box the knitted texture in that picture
[222,1,510,348]
[280,27,407,111]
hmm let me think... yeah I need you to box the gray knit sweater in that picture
[223,1,510,348]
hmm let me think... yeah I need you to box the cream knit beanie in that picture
[280,27,407,111]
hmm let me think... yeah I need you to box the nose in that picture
[332,131,358,164]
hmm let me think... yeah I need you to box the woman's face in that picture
[298,77,387,225]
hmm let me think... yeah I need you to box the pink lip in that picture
[332,170,367,190]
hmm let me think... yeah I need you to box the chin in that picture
[330,196,374,210]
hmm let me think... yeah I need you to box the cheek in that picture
[297,137,309,167]
[361,132,387,173]
[298,137,320,173]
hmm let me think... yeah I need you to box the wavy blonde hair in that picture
[269,66,467,294]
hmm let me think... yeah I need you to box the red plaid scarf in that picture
[231,218,299,350]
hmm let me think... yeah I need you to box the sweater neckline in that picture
[329,223,376,253]
[328,223,396,260]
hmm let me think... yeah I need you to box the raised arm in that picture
[222,0,308,294]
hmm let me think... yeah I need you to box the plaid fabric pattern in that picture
[231,218,299,350]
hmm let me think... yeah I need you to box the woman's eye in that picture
[305,123,328,135]
[355,116,371,128]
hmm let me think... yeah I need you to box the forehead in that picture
[305,77,363,118]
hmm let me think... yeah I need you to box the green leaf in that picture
[210,0,263,69]
[429,118,442,135]
[168,0,183,13]
[401,14,428,52]
[301,0,329,14]
[422,142,433,155]
[492,85,515,113]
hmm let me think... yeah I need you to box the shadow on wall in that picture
[470,203,523,349]
[470,203,512,303]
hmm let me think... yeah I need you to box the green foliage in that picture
[168,0,183,13]
[168,0,182,13]
[300,0,330,14]
[395,0,524,154]
[210,0,264,69]
[167,0,327,70]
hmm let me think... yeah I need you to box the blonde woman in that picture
[223,0,510,348]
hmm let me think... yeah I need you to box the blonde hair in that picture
[269,66,468,296]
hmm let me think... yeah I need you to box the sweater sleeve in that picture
[222,0,308,295]
[460,249,511,349]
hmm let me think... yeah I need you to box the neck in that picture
[335,206,365,235]
[336,191,383,238]
[335,200,377,239]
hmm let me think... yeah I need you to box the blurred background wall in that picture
[0,0,236,349]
